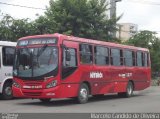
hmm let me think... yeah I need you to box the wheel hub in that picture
[127,85,132,95]
[80,88,88,100]
[5,87,12,96]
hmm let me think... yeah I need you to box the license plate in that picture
[23,85,42,89]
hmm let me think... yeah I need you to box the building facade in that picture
[117,23,138,41]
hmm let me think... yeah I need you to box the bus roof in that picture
[0,41,16,47]
[19,33,149,52]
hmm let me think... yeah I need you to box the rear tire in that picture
[39,99,51,103]
[77,83,89,104]
[118,81,134,98]
[1,82,13,100]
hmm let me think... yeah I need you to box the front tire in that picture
[1,82,13,100]
[77,83,89,104]
[118,81,134,98]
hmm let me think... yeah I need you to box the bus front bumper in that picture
[13,85,62,99]
[12,84,79,99]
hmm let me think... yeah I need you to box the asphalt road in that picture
[0,86,160,113]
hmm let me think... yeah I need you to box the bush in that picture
[152,78,160,86]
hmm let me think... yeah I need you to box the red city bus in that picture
[12,33,151,104]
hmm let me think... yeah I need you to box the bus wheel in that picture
[39,99,51,103]
[118,81,134,98]
[77,83,89,104]
[1,82,13,100]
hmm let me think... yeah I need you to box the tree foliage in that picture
[0,0,120,42]
[125,30,160,73]
[150,38,160,72]
[44,0,120,41]
[0,14,34,41]
[126,30,157,49]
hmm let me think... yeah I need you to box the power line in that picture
[0,2,47,10]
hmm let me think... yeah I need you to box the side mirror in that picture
[66,49,71,61]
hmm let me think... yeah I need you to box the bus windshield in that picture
[13,46,58,80]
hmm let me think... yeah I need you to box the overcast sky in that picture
[117,0,160,36]
[0,0,160,36]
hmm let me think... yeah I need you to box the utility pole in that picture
[109,0,122,38]
[110,0,121,19]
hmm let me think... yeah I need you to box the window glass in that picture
[137,52,142,67]
[144,53,148,67]
[3,47,15,66]
[79,44,93,64]
[69,49,77,67]
[62,48,77,79]
[142,53,145,67]
[120,50,124,66]
[94,46,109,65]
[14,46,58,78]
[63,48,77,67]
[124,50,133,66]
[132,51,136,66]
[111,48,120,66]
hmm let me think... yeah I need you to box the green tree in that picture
[125,30,160,73]
[126,30,157,49]
[44,0,120,41]
[0,15,14,41]
[32,15,53,34]
[150,38,160,72]
[0,14,34,41]
[0,0,121,42]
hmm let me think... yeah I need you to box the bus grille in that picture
[23,92,42,96]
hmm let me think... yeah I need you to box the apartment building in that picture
[117,23,138,41]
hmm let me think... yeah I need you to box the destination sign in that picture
[18,38,57,46]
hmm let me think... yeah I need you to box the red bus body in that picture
[13,33,151,100]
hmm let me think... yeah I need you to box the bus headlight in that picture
[46,80,57,89]
[13,81,20,88]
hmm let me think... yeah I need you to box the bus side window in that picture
[62,48,77,79]
[137,51,143,67]
[63,48,77,67]
[111,48,121,66]
[94,46,109,65]
[147,53,150,67]
[79,44,93,64]
[142,52,145,67]
[124,50,133,67]
[132,51,136,66]
[120,49,124,66]
[2,46,15,66]
[144,52,149,67]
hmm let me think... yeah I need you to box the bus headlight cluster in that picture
[46,80,57,89]
[13,81,20,88]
